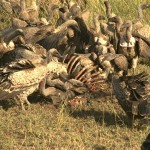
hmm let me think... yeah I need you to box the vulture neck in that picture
[138,4,143,20]
[112,76,132,117]
[20,0,26,11]
[116,17,123,37]
[4,30,23,45]
[104,1,112,19]
[31,0,38,10]
[93,15,100,33]
[126,25,132,43]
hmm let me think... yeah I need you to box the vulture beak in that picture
[69,24,81,34]
[98,15,105,20]
[55,52,63,59]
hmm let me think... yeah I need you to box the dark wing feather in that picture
[2,59,35,72]
[113,72,150,118]
[37,29,68,50]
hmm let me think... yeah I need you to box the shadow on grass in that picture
[92,144,107,150]
[0,100,15,111]
[28,91,52,104]
[70,108,132,127]
[0,92,52,111]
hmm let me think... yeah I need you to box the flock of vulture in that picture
[0,0,150,126]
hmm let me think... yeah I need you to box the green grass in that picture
[0,96,149,150]
[0,0,150,149]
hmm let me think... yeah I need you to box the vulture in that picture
[107,15,124,52]
[133,3,150,31]
[37,19,80,55]
[12,17,28,28]
[19,0,39,23]
[133,3,150,59]
[86,14,113,55]
[0,29,24,58]
[39,54,107,107]
[67,2,94,53]
[0,44,64,110]
[39,76,89,107]
[100,1,117,50]
[56,5,72,27]
[112,72,150,124]
[0,45,47,110]
[0,29,24,46]
[120,18,150,72]
[118,20,139,75]
[104,0,116,19]
[97,53,128,79]
[47,4,59,24]
[23,24,55,44]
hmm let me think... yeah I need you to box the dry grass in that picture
[0,0,150,149]
[0,95,149,150]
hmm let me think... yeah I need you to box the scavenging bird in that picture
[0,45,64,110]
[112,72,150,125]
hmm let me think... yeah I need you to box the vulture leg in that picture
[132,56,138,75]
[15,93,31,111]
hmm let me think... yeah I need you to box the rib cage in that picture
[63,54,108,92]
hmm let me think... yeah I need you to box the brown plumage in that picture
[118,20,139,74]
[19,0,39,23]
[136,25,150,59]
[106,15,124,52]
[47,4,59,24]
[65,2,94,53]
[97,53,128,79]
[104,0,114,19]
[24,24,55,44]
[0,45,66,110]
[0,45,48,110]
[112,72,150,124]
[137,3,150,22]
[38,60,72,106]
[12,17,28,28]
[56,5,72,27]
[133,3,150,59]
[100,1,117,49]
[37,20,80,55]
[39,77,87,107]
[1,29,24,46]
[39,53,107,106]
[87,14,115,55]
[0,29,24,58]
[141,133,150,150]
